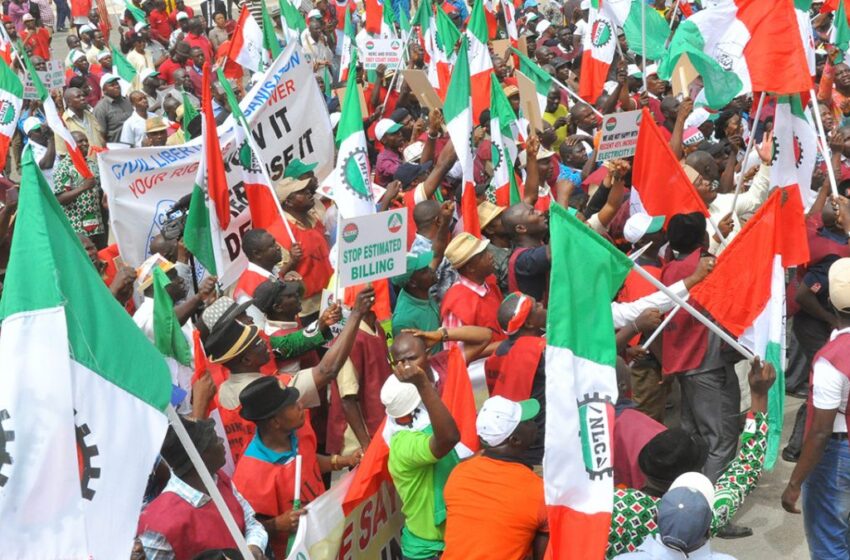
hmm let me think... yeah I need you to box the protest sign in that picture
[359,38,404,70]
[338,209,406,288]
[516,70,543,133]
[98,43,334,288]
[491,39,511,60]
[335,84,369,116]
[597,109,642,161]
[401,69,443,111]
[287,471,403,559]
[23,60,64,99]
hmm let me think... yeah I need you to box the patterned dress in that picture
[52,155,104,236]
[606,412,769,558]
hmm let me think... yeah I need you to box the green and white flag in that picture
[618,0,669,61]
[152,267,193,366]
[770,94,818,209]
[544,203,632,557]
[260,0,282,60]
[443,35,480,236]
[183,155,223,276]
[322,52,376,218]
[832,0,850,62]
[0,148,171,558]
[512,47,553,115]
[110,42,137,84]
[279,0,306,44]
[489,73,521,205]
[181,90,198,139]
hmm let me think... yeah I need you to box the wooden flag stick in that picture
[729,93,767,220]
[165,405,255,560]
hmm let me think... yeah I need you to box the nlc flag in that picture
[0,148,172,558]
[545,203,632,559]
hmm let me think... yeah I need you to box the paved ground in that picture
[712,394,808,559]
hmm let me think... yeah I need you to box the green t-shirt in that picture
[388,430,444,558]
[392,290,442,353]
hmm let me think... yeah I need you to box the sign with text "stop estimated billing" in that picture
[338,209,407,288]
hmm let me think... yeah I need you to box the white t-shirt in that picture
[120,111,154,148]
[574,18,588,40]
[812,327,850,433]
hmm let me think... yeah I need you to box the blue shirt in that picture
[558,163,582,185]
[445,0,468,21]
[243,431,299,464]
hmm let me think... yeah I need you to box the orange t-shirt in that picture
[443,455,547,560]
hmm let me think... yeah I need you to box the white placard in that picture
[338,209,406,288]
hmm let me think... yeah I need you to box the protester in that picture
[93,73,133,143]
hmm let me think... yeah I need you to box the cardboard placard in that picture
[359,37,404,70]
[336,84,369,116]
[516,70,543,134]
[517,35,529,57]
[401,69,443,111]
[23,59,64,99]
[491,39,512,60]
[672,53,699,99]
[597,109,642,161]
[338,209,407,288]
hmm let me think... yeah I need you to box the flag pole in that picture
[630,262,755,361]
[627,304,682,367]
[551,74,604,117]
[729,92,766,219]
[286,454,303,554]
[641,0,647,93]
[664,0,681,49]
[809,88,841,198]
[165,405,255,560]
[381,29,413,116]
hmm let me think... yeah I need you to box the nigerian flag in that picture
[489,73,521,205]
[279,0,306,44]
[770,95,818,209]
[0,148,171,558]
[619,0,669,61]
[324,52,375,218]
[181,90,198,139]
[183,157,223,276]
[110,43,137,84]
[544,203,632,558]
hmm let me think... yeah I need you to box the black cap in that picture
[394,161,433,189]
[160,416,217,477]
[667,212,706,254]
[389,107,410,123]
[638,429,709,485]
[239,375,300,421]
[203,317,260,364]
[252,279,303,314]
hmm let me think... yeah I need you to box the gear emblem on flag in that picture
[590,19,612,48]
[577,392,614,481]
[0,409,13,488]
[0,99,15,125]
[74,410,101,501]
[342,147,373,201]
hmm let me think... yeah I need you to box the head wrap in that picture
[503,292,534,335]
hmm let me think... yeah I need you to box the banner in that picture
[287,469,403,559]
[338,209,406,288]
[98,43,334,288]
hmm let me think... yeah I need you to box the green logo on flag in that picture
[604,117,617,132]
[591,19,612,48]
[0,100,15,126]
[387,212,403,233]
[366,40,375,50]
[0,408,12,488]
[342,222,359,243]
[342,148,373,201]
[577,393,614,480]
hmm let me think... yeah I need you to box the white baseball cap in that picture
[380,375,422,418]
[476,396,540,447]
[668,472,715,507]
[176,11,189,20]
[134,21,149,33]
[623,212,665,244]
[829,258,850,312]
[307,8,322,19]
[403,140,424,162]
[644,63,659,77]
[22,116,42,135]
[535,19,551,35]
[375,118,403,141]
[79,23,95,34]
[99,73,120,90]
[140,68,160,83]
[22,13,34,22]
[627,64,643,79]
[69,49,87,64]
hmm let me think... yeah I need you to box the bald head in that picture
[685,150,719,182]
[413,200,441,230]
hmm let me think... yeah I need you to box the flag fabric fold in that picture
[200,63,231,229]
[443,35,481,237]
[579,0,619,103]
[466,0,493,125]
[0,59,22,167]
[659,0,812,109]
[489,73,521,204]
[770,94,818,209]
[545,202,633,559]
[0,148,171,559]
[227,5,268,73]
[152,267,193,366]
[630,108,710,224]
[691,188,809,469]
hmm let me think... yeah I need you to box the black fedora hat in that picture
[239,375,300,421]
[160,416,217,477]
[638,428,709,485]
[204,317,260,364]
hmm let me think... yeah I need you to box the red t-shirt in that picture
[22,28,51,60]
[157,57,186,85]
[168,5,194,26]
[148,9,173,42]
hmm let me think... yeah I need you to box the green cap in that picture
[283,159,318,179]
[391,251,433,288]
[518,398,541,421]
